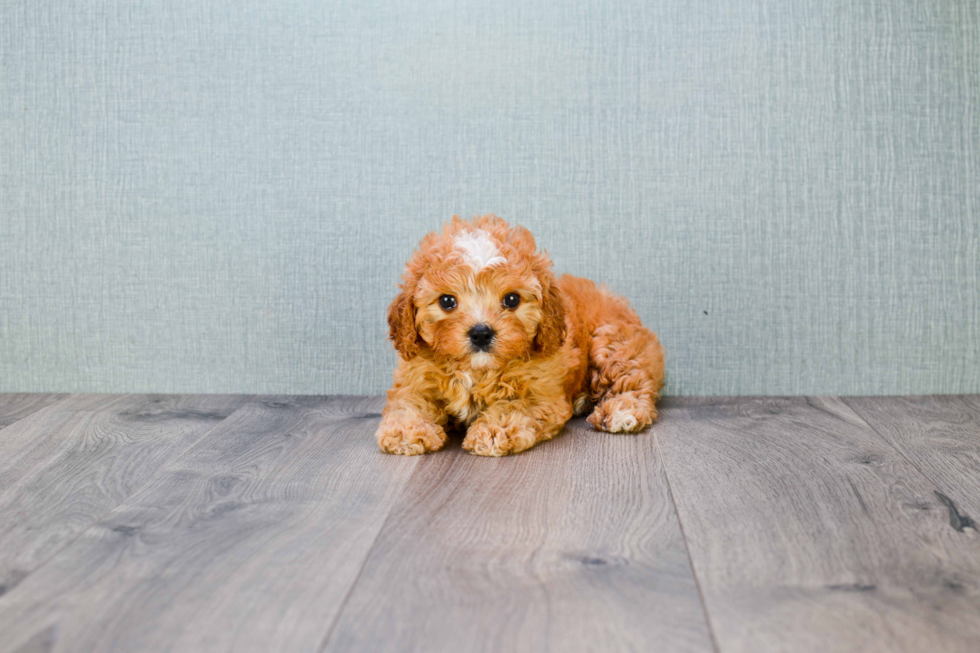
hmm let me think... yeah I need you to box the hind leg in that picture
[586,323,665,434]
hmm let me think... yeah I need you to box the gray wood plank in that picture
[0,393,249,595]
[843,395,980,520]
[656,396,980,653]
[0,394,67,429]
[0,396,419,653]
[322,419,716,653]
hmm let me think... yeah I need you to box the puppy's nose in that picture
[467,323,495,351]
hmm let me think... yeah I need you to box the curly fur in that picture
[377,215,665,456]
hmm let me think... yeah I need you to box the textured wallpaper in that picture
[1,0,978,396]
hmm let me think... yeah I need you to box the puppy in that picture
[377,215,664,456]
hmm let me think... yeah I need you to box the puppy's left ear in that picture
[533,271,566,356]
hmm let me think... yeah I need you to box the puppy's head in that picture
[388,215,565,369]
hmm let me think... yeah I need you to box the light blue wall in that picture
[2,0,978,396]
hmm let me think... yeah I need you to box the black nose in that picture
[467,323,495,351]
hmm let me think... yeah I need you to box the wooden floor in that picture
[0,394,978,653]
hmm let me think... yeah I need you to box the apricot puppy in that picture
[377,215,665,456]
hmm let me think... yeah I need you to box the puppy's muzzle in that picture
[467,323,495,352]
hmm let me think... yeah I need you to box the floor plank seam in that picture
[653,431,723,653]
[838,396,960,504]
[0,394,257,603]
[314,451,423,653]
[0,394,72,434]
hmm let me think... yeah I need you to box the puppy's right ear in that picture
[387,285,423,360]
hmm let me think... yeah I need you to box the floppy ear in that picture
[533,273,566,356]
[387,285,423,360]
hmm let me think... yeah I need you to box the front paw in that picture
[587,391,656,434]
[463,414,539,457]
[376,410,447,455]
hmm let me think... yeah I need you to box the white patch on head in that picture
[608,410,639,433]
[454,229,506,271]
[469,352,494,369]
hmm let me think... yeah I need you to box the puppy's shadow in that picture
[442,421,467,450]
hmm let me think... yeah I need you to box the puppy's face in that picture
[388,216,565,368]
[414,230,541,369]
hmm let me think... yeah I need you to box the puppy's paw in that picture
[587,392,657,434]
[572,392,593,417]
[463,413,539,457]
[376,410,447,455]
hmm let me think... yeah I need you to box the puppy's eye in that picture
[502,292,521,309]
[438,295,457,311]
